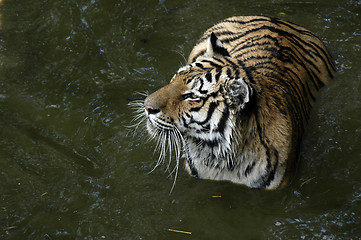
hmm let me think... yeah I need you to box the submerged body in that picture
[143,16,335,189]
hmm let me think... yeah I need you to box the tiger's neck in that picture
[183,112,285,189]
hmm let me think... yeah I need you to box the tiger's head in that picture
[143,33,254,164]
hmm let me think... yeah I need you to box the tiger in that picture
[136,16,335,189]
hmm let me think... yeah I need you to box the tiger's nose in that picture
[144,103,160,115]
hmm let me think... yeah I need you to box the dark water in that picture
[1,0,360,239]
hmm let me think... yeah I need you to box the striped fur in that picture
[142,16,335,189]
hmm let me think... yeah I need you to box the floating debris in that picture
[167,228,192,235]
[3,226,18,231]
[41,192,48,197]
[299,176,317,189]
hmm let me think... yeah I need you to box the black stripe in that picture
[242,65,255,84]
[201,59,223,68]
[285,66,314,103]
[234,69,240,79]
[262,149,279,188]
[195,62,204,69]
[216,105,229,135]
[233,43,280,59]
[310,66,326,89]
[184,144,199,178]
[254,110,273,189]
[271,17,318,39]
[191,136,219,148]
[181,116,189,128]
[226,68,232,78]
[240,55,278,64]
[306,39,336,76]
[227,158,235,170]
[199,102,218,125]
[231,34,279,54]
[198,30,236,43]
[272,94,288,116]
[249,59,281,70]
[221,27,260,44]
[195,124,211,133]
[189,105,203,112]
[197,78,205,93]
[244,162,256,177]
[222,17,270,27]
[188,162,199,177]
[154,120,172,129]
[215,68,222,82]
[205,72,212,82]
[283,68,312,121]
[212,56,225,65]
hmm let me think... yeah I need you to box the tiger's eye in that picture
[182,93,199,100]
[190,94,198,99]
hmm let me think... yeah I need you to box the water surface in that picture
[1,0,360,239]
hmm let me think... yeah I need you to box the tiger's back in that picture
[142,16,335,189]
[189,16,335,124]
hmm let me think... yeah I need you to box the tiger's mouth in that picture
[146,111,175,133]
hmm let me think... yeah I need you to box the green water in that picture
[0,0,360,239]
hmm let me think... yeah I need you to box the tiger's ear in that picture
[225,78,253,110]
[205,32,230,57]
